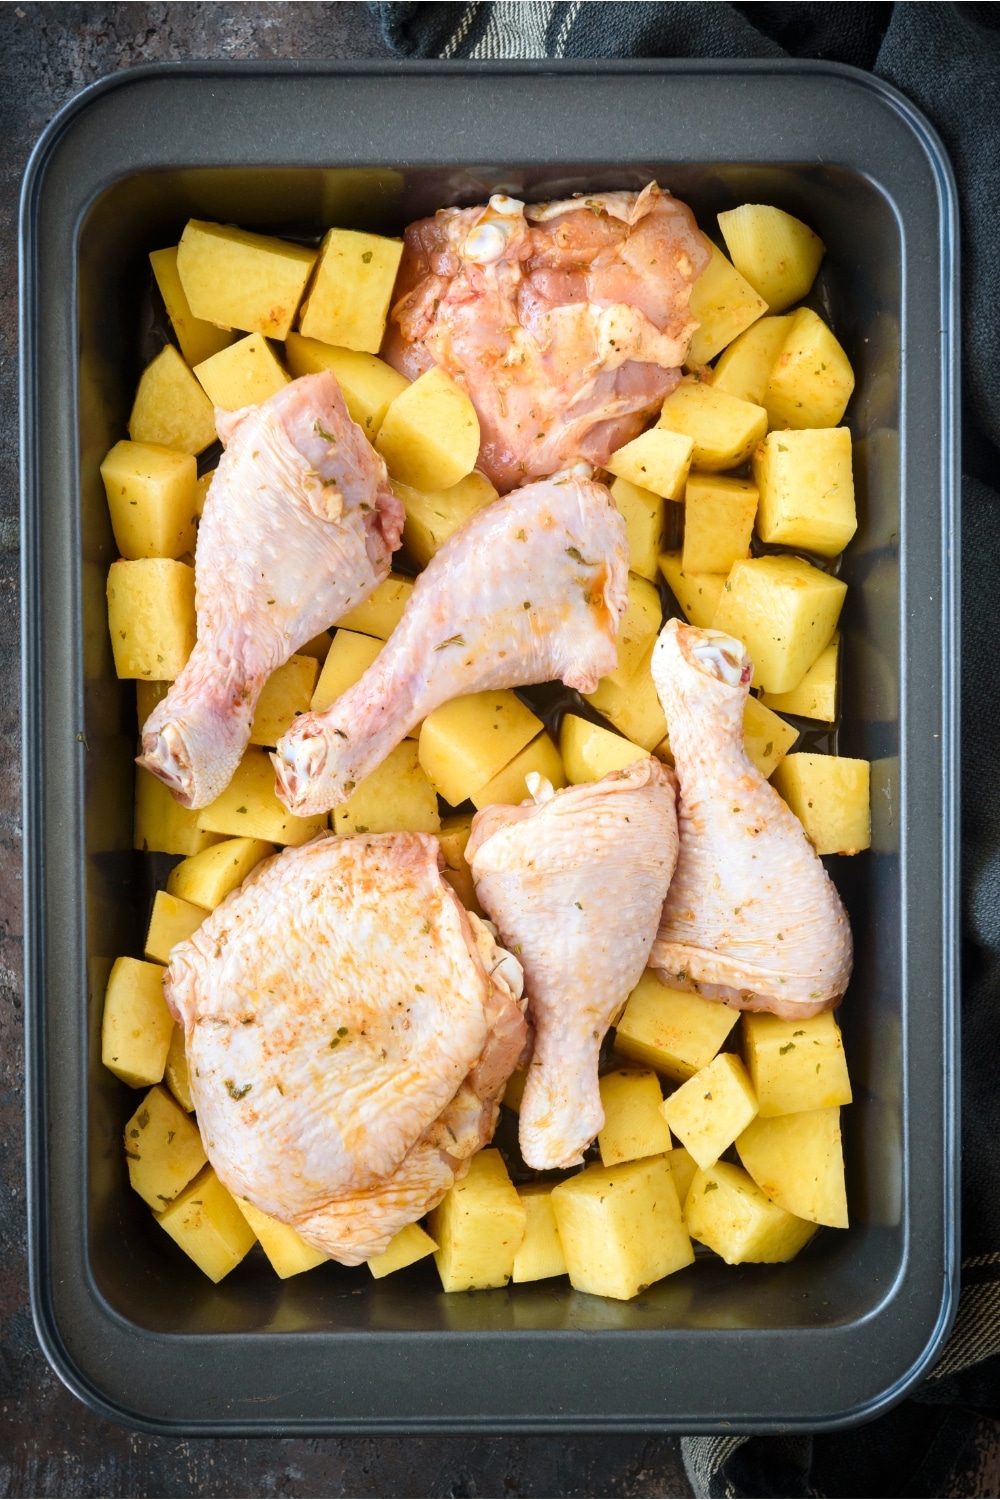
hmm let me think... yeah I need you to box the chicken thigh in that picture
[138,371,403,808]
[384,183,710,493]
[467,758,679,1170]
[649,619,853,1018]
[164,832,526,1263]
[273,474,628,817]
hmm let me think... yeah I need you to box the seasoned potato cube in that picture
[311,628,382,714]
[609,477,667,582]
[761,634,838,722]
[137,679,170,725]
[710,314,794,405]
[684,1160,816,1264]
[419,690,542,808]
[559,715,649,786]
[156,1165,257,1282]
[658,383,767,472]
[717,205,825,314]
[134,766,220,856]
[129,345,217,456]
[284,333,408,437]
[742,696,798,779]
[470,731,565,810]
[249,654,319,746]
[297,629,332,663]
[176,219,316,338]
[598,1067,672,1166]
[125,1084,206,1208]
[337,572,414,639]
[753,427,856,556]
[164,1025,194,1112]
[376,366,480,491]
[605,428,693,501]
[502,1067,528,1113]
[101,957,173,1088]
[614,970,739,1082]
[428,1149,526,1292]
[167,836,275,910]
[194,333,290,411]
[234,1197,328,1278]
[551,1156,693,1300]
[333,740,440,836]
[658,551,727,629]
[395,470,498,568]
[772,753,871,855]
[145,889,209,964]
[662,1052,758,1169]
[765,308,855,430]
[100,440,198,561]
[107,557,196,681]
[439,812,474,871]
[196,746,328,845]
[584,643,668,753]
[368,1221,438,1279]
[667,1146,698,1209]
[682,474,758,575]
[741,1010,852,1117]
[603,572,663,690]
[512,1186,567,1283]
[298,229,405,353]
[712,554,847,695]
[737,1106,848,1227]
[687,243,768,366]
[149,245,235,367]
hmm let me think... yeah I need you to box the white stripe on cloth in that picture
[468,0,557,58]
[441,2,482,58]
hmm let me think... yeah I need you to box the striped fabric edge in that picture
[441,0,584,59]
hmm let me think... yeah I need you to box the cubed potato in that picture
[395,471,498,568]
[559,714,649,785]
[761,633,838,722]
[101,956,173,1088]
[249,655,319,747]
[667,1146,698,1209]
[512,1186,567,1283]
[662,1052,758,1170]
[145,889,209,965]
[311,628,382,714]
[332,740,440,836]
[753,427,856,556]
[742,695,798,778]
[137,679,170,726]
[125,1084,206,1209]
[129,345,217,456]
[603,572,663,690]
[771,753,871,855]
[427,1148,526,1292]
[375,366,480,491]
[134,767,221,857]
[710,314,794,405]
[657,383,767,471]
[164,1024,194,1111]
[502,1067,528,1113]
[584,643,668,753]
[687,243,768,366]
[418,690,542,808]
[470,731,565,810]
[167,836,275,910]
[712,554,847,695]
[684,1160,816,1264]
[681,474,758,575]
[614,970,739,1083]
[658,551,727,629]
[194,333,290,411]
[234,1197,328,1278]
[176,219,317,338]
[156,1165,257,1282]
[551,1156,693,1300]
[598,1067,672,1166]
[609,477,668,582]
[284,332,408,438]
[717,205,825,314]
[196,745,328,845]
[149,245,235,368]
[736,1106,848,1227]
[741,1010,852,1118]
[765,308,855,430]
[337,573,414,639]
[297,628,332,663]
[605,428,693,501]
[100,440,198,561]
[298,229,405,353]
[368,1221,438,1279]
[107,557,196,681]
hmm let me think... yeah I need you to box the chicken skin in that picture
[649,620,853,1018]
[467,758,679,1171]
[384,183,710,493]
[273,474,628,817]
[138,372,403,808]
[164,832,526,1264]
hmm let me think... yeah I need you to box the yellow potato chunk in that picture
[502,1067,528,1114]
[249,655,319,746]
[418,690,542,808]
[772,753,871,855]
[712,554,847,695]
[667,1146,698,1209]
[100,441,198,561]
[605,428,693,501]
[741,1010,852,1118]
[310,628,382,714]
[297,628,332,663]
[682,474,758,575]
[598,1067,672,1166]
[129,345,217,456]
[710,314,794,404]
[107,557,196,681]
[134,767,221,857]
[298,229,405,353]
[337,572,414,639]
[742,695,798,779]
[137,679,170,725]
[551,1155,693,1300]
[167,836,275,910]
[376,366,480,490]
[156,1165,257,1283]
[145,890,209,965]
[685,1161,816,1264]
[687,243,768,366]
[234,1197,328,1278]
[149,245,235,367]
[194,333,290,411]
[428,1148,526,1292]
[125,1085,206,1209]
[753,427,856,556]
[512,1186,567,1283]
[196,746,328,845]
[395,470,498,568]
[737,1107,848,1228]
[604,572,663,690]
[438,814,484,914]
[559,714,649,786]
[717,205,825,314]
[332,740,440,836]
[101,957,173,1088]
[368,1221,438,1279]
[470,731,565,810]
[761,634,838,721]
[584,643,668,753]
[176,219,317,339]
[765,308,855,429]
[658,551,727,629]
[609,477,668,582]
[614,970,739,1083]
[164,1024,194,1111]
[662,1052,758,1169]
[284,332,408,438]
[658,382,767,471]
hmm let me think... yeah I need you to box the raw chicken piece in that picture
[467,759,679,1171]
[384,183,711,493]
[273,474,628,817]
[648,619,853,1018]
[138,372,403,808]
[164,832,526,1263]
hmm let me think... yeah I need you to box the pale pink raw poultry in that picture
[273,474,628,817]
[164,832,526,1264]
[649,619,853,1018]
[384,183,711,493]
[138,371,403,808]
[467,758,679,1170]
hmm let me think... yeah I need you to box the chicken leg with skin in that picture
[467,758,679,1171]
[648,619,853,1018]
[138,371,403,808]
[273,474,628,817]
